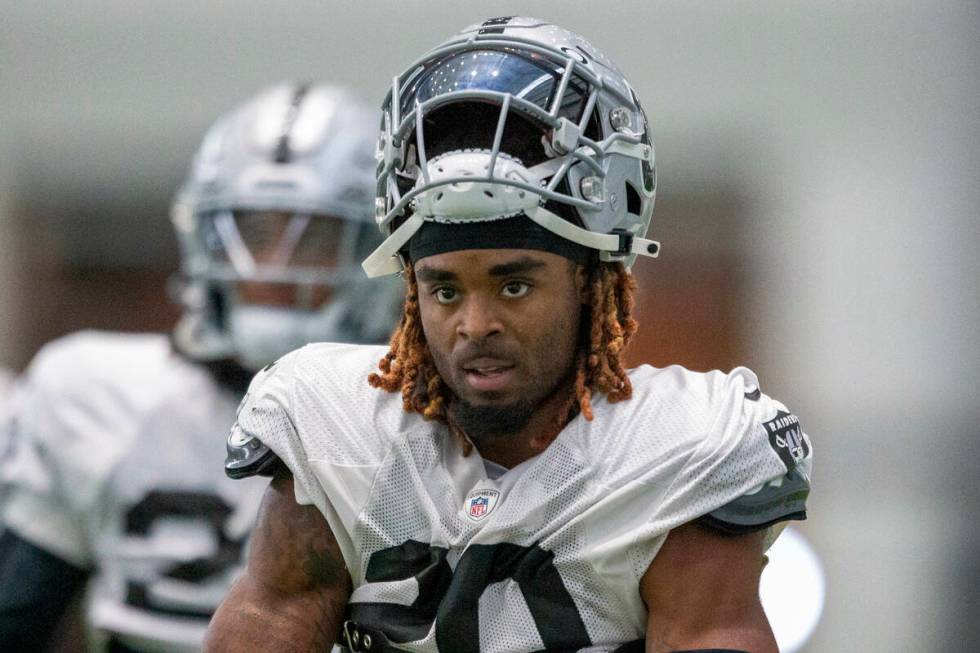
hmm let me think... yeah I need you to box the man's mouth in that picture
[461,358,517,393]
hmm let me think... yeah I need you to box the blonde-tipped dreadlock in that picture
[368,261,638,449]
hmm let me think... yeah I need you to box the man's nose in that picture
[456,295,503,341]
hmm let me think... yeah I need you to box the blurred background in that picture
[1,1,977,650]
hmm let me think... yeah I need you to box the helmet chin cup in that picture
[413,150,541,222]
[227,304,337,372]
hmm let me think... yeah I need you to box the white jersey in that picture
[0,331,268,653]
[0,366,14,466]
[232,342,813,652]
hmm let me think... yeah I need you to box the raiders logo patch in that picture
[764,410,809,469]
[464,488,500,521]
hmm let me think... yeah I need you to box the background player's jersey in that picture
[0,366,15,516]
[232,343,813,652]
[0,366,14,459]
[0,331,268,652]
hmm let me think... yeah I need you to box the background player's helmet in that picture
[363,16,660,277]
[172,83,402,370]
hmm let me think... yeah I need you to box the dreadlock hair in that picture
[367,258,639,452]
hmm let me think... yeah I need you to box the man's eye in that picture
[501,281,530,298]
[434,287,458,304]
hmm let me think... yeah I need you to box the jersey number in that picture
[123,490,245,618]
[350,540,591,652]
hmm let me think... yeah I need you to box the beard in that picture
[450,397,537,446]
[447,360,578,448]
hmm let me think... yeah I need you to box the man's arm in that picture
[641,521,777,653]
[204,466,351,652]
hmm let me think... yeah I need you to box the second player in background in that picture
[0,83,402,652]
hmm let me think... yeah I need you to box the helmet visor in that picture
[401,49,591,124]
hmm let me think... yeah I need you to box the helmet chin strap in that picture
[362,213,424,277]
[362,149,660,277]
[524,205,660,262]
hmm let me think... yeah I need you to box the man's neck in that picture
[460,378,578,469]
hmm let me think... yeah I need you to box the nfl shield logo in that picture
[470,497,489,517]
[464,488,500,521]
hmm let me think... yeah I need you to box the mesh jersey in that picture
[232,343,813,652]
[0,331,268,653]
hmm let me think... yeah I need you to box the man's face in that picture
[230,210,345,309]
[415,248,587,439]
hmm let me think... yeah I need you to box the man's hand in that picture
[204,467,351,652]
[641,521,777,653]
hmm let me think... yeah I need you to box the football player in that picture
[207,18,813,653]
[0,83,401,652]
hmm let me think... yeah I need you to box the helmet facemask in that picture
[175,206,395,370]
[198,209,368,291]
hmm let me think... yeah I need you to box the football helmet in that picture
[363,16,659,277]
[172,84,402,370]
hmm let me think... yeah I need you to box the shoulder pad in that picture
[700,467,809,535]
[225,429,281,479]
[223,359,287,480]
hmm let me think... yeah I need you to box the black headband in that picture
[407,214,592,266]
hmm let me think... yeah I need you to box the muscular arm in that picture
[204,467,351,652]
[641,521,776,653]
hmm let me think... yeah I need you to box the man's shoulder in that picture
[0,332,230,551]
[291,341,391,384]
[14,330,221,449]
[612,363,763,426]
[591,362,811,538]
[615,363,803,450]
[232,343,406,472]
[26,330,180,396]
[241,342,391,407]
[585,362,803,486]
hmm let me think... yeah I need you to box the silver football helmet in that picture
[363,16,659,277]
[172,83,403,370]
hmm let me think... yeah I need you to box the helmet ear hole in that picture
[625,181,642,216]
